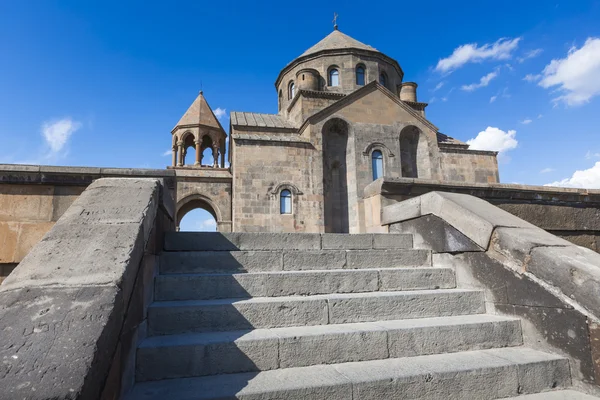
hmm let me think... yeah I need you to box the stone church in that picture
[169,27,499,233]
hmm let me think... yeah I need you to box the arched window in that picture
[280,189,292,214]
[372,150,383,180]
[329,69,339,86]
[379,72,387,87]
[356,66,365,86]
[288,82,295,99]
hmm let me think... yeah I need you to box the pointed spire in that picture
[174,91,222,131]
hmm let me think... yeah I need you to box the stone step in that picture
[160,248,432,274]
[147,289,484,335]
[154,267,456,301]
[505,390,600,399]
[164,232,414,251]
[136,314,522,381]
[126,347,569,400]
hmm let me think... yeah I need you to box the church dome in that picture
[298,29,379,58]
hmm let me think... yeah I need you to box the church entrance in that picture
[322,118,350,233]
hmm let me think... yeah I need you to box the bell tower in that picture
[170,91,227,168]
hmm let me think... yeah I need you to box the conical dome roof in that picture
[299,29,378,57]
[174,91,223,131]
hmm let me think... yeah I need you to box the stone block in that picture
[13,221,55,262]
[372,233,412,249]
[0,184,54,222]
[491,227,572,268]
[235,233,321,250]
[0,221,18,263]
[282,250,346,270]
[322,234,372,249]
[378,267,455,291]
[148,297,329,335]
[381,196,421,226]
[277,324,388,368]
[346,249,431,269]
[327,289,484,324]
[528,245,600,317]
[0,286,123,400]
[160,251,283,274]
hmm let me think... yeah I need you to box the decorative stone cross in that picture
[333,13,338,30]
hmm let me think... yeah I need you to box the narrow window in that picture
[280,189,292,214]
[372,150,383,180]
[356,66,365,86]
[288,82,295,99]
[278,89,282,111]
[329,69,339,86]
[379,72,387,87]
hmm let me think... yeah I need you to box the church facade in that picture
[169,28,499,233]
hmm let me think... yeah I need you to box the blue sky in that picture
[1,1,600,229]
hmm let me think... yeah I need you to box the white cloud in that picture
[198,218,217,230]
[518,48,543,63]
[461,70,499,92]
[523,74,541,82]
[537,114,543,119]
[521,119,532,124]
[433,82,445,92]
[213,107,227,120]
[162,149,172,157]
[537,37,600,106]
[466,127,518,158]
[546,162,600,188]
[41,118,81,153]
[540,167,555,174]
[435,37,521,73]
[490,95,498,103]
[585,151,600,160]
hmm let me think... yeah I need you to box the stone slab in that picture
[346,249,431,268]
[504,390,600,399]
[378,267,455,291]
[321,234,373,249]
[282,250,346,270]
[0,286,123,400]
[160,251,283,274]
[126,348,569,400]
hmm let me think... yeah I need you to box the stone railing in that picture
[364,177,600,252]
[0,177,174,399]
[381,191,600,390]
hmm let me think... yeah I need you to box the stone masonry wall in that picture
[232,139,323,232]
[440,148,499,183]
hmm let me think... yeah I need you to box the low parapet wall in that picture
[364,177,600,251]
[0,177,174,399]
[382,191,600,392]
[0,164,176,282]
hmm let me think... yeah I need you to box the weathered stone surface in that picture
[390,214,483,252]
[235,233,321,250]
[322,234,372,249]
[345,249,431,268]
[378,267,455,290]
[0,178,166,400]
[382,191,535,248]
[327,289,484,324]
[504,390,600,399]
[282,250,346,270]
[161,251,283,274]
[127,348,570,400]
[491,226,572,267]
[372,233,413,249]
[0,286,122,400]
[528,245,600,315]
[148,297,329,335]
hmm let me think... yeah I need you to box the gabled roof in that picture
[437,132,468,147]
[173,91,224,132]
[230,111,296,131]
[300,81,440,133]
[299,29,378,58]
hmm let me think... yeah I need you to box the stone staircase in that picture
[126,232,595,400]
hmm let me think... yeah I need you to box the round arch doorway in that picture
[176,195,220,232]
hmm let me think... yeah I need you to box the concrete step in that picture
[136,314,522,381]
[160,248,431,274]
[147,289,485,335]
[505,390,600,399]
[154,267,456,301]
[126,347,569,400]
[164,232,414,251]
